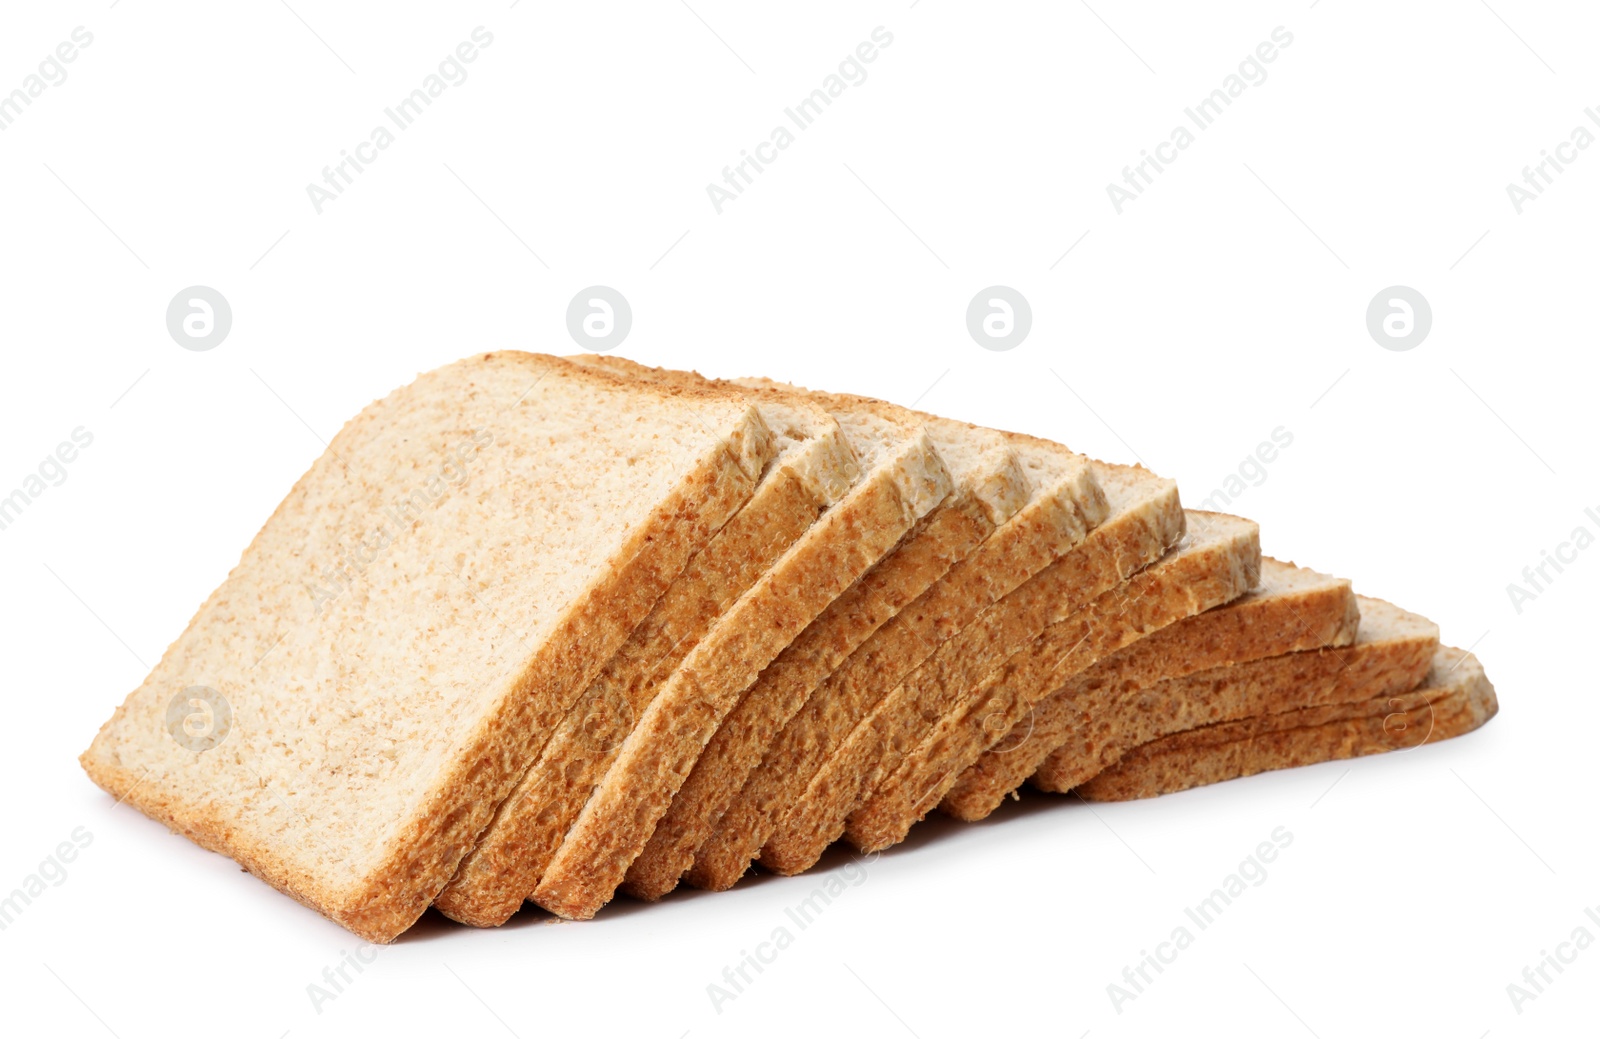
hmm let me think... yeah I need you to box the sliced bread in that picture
[1077,645,1497,800]
[940,557,1358,820]
[846,511,1261,853]
[80,352,774,942]
[433,365,859,927]
[620,392,1042,901]
[759,463,1184,876]
[531,372,953,919]
[688,442,1125,891]
[1030,593,1440,792]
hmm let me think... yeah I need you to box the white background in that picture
[1,2,1593,1036]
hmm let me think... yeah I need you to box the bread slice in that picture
[846,511,1261,852]
[940,557,1358,820]
[1030,594,1439,792]
[79,353,775,942]
[758,464,1184,876]
[433,368,859,927]
[1077,644,1496,800]
[688,444,1127,892]
[531,372,953,919]
[620,392,1061,901]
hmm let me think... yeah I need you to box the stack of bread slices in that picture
[80,352,1497,942]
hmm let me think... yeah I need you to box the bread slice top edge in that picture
[568,355,860,508]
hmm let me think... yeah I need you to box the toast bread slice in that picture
[532,368,953,919]
[940,557,1358,820]
[759,463,1184,875]
[1030,593,1440,792]
[620,389,1044,900]
[1077,645,1496,800]
[434,365,859,927]
[686,441,1123,892]
[79,352,773,942]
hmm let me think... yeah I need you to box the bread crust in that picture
[531,379,953,919]
[843,511,1261,854]
[688,453,1123,891]
[939,557,1358,820]
[1029,593,1439,792]
[1076,646,1496,800]
[758,467,1184,875]
[434,409,854,926]
[623,407,1050,901]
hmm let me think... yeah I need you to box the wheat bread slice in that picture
[1030,593,1439,792]
[1077,644,1496,800]
[433,370,858,927]
[759,464,1183,875]
[687,439,1119,892]
[621,390,1051,900]
[79,352,774,942]
[531,373,953,919]
[940,557,1358,820]
[846,510,1261,853]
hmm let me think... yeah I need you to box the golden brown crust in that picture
[532,427,947,919]
[433,455,840,927]
[626,487,1000,900]
[433,357,857,926]
[939,558,1357,820]
[513,362,962,920]
[686,453,1114,893]
[758,474,1185,875]
[1076,646,1497,800]
[1028,593,1438,793]
[843,511,1261,854]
